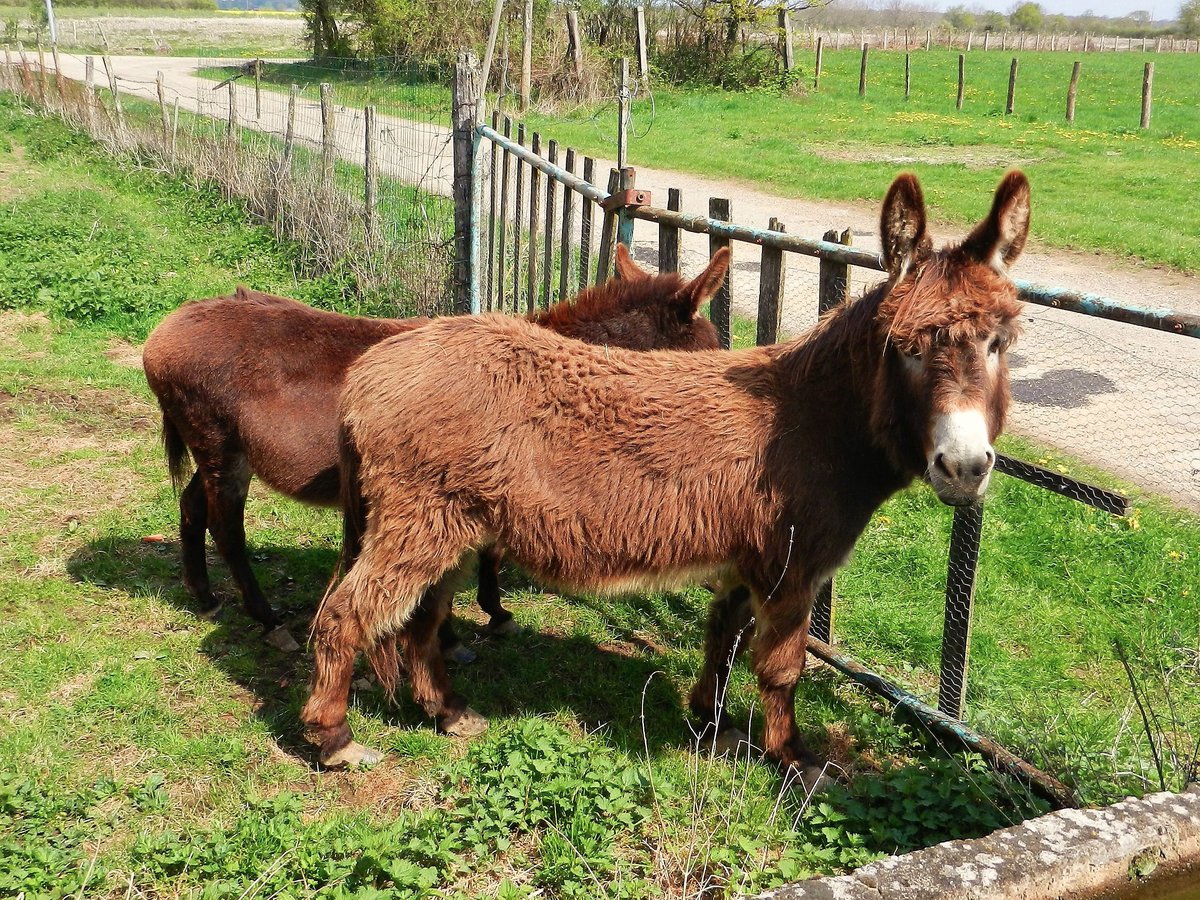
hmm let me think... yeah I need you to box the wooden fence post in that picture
[226,81,238,139]
[254,58,261,120]
[635,4,650,83]
[904,52,911,100]
[566,10,585,81]
[364,105,377,246]
[1140,61,1153,128]
[578,154,594,288]
[1006,57,1018,115]
[101,55,125,137]
[926,29,932,51]
[812,227,853,645]
[813,35,823,90]
[525,132,542,311]
[541,139,558,307]
[659,187,682,274]
[1066,60,1081,123]
[966,31,973,51]
[780,9,794,72]
[520,0,533,113]
[498,116,514,312]
[156,70,169,143]
[82,55,94,132]
[595,167,620,284]
[558,147,576,302]
[452,53,482,315]
[617,58,630,170]
[984,30,990,51]
[708,197,732,349]
[858,42,869,96]
[756,217,785,347]
[283,84,298,167]
[319,82,335,186]
[956,53,965,110]
[513,124,526,302]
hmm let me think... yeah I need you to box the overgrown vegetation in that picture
[0,94,1196,896]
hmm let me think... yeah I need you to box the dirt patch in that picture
[807,143,1048,170]
[3,384,157,433]
[0,309,51,341]
[105,339,145,370]
[50,669,99,704]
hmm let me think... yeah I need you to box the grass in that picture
[0,93,1197,896]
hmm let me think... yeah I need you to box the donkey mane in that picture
[537,270,689,328]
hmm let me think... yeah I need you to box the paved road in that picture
[46,53,1200,510]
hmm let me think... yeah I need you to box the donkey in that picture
[302,171,1029,778]
[141,244,727,654]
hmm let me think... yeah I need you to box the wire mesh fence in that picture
[0,49,458,316]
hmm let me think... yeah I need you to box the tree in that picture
[674,0,829,57]
[1182,0,1200,37]
[980,11,1007,31]
[1009,1,1043,31]
[945,4,976,30]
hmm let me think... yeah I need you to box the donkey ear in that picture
[676,247,731,317]
[960,170,1031,272]
[614,243,649,281]
[880,173,932,280]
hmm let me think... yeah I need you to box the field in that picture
[524,49,1200,273]
[1,94,1198,897]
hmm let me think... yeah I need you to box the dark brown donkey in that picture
[142,244,727,653]
[302,171,1030,780]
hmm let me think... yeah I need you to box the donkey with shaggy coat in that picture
[303,172,1030,782]
[142,245,725,653]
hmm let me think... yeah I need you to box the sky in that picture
[926,0,1180,18]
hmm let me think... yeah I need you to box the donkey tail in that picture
[161,412,193,494]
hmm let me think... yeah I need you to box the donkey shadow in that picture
[66,535,877,762]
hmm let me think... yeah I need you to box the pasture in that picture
[526,49,1200,272]
[1,93,1198,898]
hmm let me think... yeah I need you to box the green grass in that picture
[0,94,1197,897]
[523,49,1200,272]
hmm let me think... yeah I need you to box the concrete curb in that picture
[758,785,1200,899]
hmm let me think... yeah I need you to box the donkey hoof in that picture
[711,728,753,758]
[786,763,835,797]
[321,741,383,769]
[197,599,224,621]
[445,642,477,665]
[441,706,488,738]
[488,618,523,637]
[265,625,301,653]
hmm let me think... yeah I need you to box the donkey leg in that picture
[477,547,518,636]
[302,581,379,768]
[402,575,487,738]
[178,471,219,618]
[688,585,754,738]
[437,617,477,665]
[750,597,828,790]
[203,456,296,651]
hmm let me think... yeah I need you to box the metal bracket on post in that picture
[938,501,984,720]
[614,168,639,251]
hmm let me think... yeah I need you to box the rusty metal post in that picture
[938,502,984,720]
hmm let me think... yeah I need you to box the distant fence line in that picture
[780,26,1200,58]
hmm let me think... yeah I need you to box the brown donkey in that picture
[141,245,726,653]
[302,171,1030,778]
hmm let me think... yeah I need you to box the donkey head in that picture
[541,245,728,352]
[877,171,1028,506]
